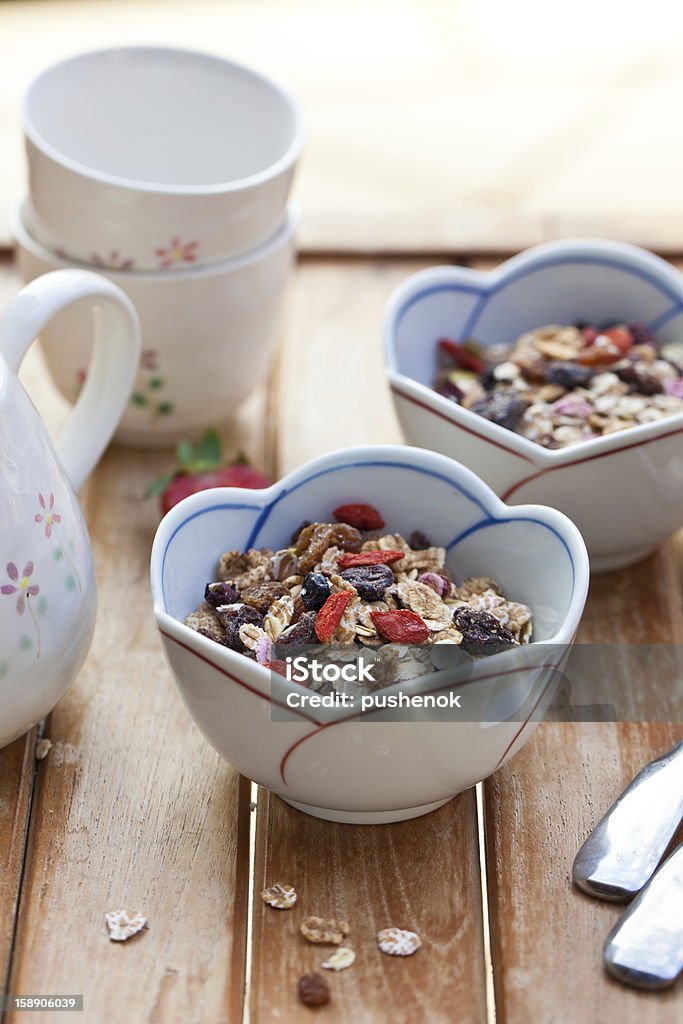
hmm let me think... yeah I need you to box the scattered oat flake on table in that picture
[105,909,147,942]
[35,738,52,760]
[301,915,351,944]
[322,946,356,971]
[260,883,297,909]
[377,927,421,956]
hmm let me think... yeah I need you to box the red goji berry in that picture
[437,338,484,374]
[337,550,404,570]
[370,609,430,644]
[314,590,354,642]
[333,502,385,531]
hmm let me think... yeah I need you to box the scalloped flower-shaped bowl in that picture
[385,238,683,572]
[151,446,588,824]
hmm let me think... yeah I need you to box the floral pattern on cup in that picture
[155,237,198,269]
[91,251,135,271]
[75,349,174,420]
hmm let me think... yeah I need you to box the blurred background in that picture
[1,0,683,252]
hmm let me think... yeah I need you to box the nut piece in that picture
[260,883,297,910]
[298,972,331,1007]
[376,927,421,956]
[322,946,355,971]
[300,915,351,945]
[105,909,147,942]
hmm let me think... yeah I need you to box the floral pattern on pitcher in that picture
[155,237,198,269]
[2,561,43,657]
[35,493,82,592]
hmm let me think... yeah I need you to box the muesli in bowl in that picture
[385,238,683,570]
[433,321,683,450]
[151,446,588,823]
[185,501,533,694]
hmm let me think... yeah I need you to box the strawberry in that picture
[146,429,271,515]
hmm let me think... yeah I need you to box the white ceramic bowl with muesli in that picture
[151,446,588,824]
[385,238,683,571]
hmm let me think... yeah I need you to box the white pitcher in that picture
[0,270,140,748]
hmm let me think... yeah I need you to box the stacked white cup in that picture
[13,46,303,447]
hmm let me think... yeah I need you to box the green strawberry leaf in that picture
[145,471,177,498]
[196,429,222,466]
[177,438,195,468]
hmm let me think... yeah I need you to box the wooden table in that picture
[1,245,682,1024]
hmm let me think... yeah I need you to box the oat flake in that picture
[260,883,297,910]
[301,915,351,945]
[377,927,421,956]
[35,738,52,761]
[322,946,356,971]
[105,909,147,942]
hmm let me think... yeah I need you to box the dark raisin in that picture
[222,605,264,652]
[469,389,527,431]
[298,973,330,1007]
[340,564,394,601]
[454,607,516,655]
[435,378,463,403]
[546,362,593,390]
[204,581,239,608]
[196,626,224,645]
[409,529,433,550]
[477,367,497,391]
[276,610,318,647]
[626,322,659,349]
[615,364,663,395]
[301,572,332,611]
[241,581,288,614]
[290,520,312,545]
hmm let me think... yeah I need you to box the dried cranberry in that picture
[301,572,332,611]
[333,502,385,530]
[204,581,239,608]
[616,364,663,395]
[277,610,318,647]
[409,530,433,550]
[340,563,394,601]
[546,362,593,390]
[470,389,527,431]
[454,607,516,654]
[437,338,484,373]
[298,973,330,1007]
[222,605,264,652]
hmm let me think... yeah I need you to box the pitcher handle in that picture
[0,269,140,491]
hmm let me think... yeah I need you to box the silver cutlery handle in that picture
[573,741,683,900]
[604,842,683,989]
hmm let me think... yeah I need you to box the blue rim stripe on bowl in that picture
[160,459,577,611]
[394,254,683,343]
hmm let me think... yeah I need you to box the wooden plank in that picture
[0,732,35,995]
[250,789,487,1024]
[5,368,273,1019]
[484,552,683,1023]
[250,258,488,1022]
[466,252,683,1020]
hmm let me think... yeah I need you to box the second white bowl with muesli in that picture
[151,446,588,824]
[385,238,683,571]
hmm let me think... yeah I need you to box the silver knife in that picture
[573,741,683,901]
[604,841,683,990]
